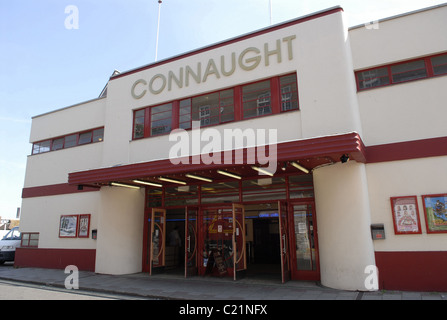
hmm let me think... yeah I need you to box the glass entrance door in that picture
[199,206,233,277]
[278,201,291,283]
[149,208,166,275]
[290,202,320,280]
[198,204,246,279]
[185,206,198,278]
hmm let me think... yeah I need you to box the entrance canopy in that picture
[68,132,366,188]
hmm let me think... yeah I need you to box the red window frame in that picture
[132,73,299,140]
[31,127,104,155]
[242,79,273,119]
[20,232,39,248]
[150,103,173,136]
[355,52,447,91]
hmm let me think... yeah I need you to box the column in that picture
[95,186,145,275]
[313,161,376,291]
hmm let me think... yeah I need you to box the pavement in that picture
[0,263,446,301]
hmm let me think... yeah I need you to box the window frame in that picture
[21,232,39,248]
[31,127,104,155]
[132,73,299,140]
[355,52,447,91]
[150,102,173,137]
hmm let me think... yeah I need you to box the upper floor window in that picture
[32,127,104,155]
[191,89,234,127]
[151,103,172,136]
[132,73,299,140]
[280,74,299,111]
[390,60,427,83]
[432,54,447,76]
[242,80,271,119]
[356,53,447,91]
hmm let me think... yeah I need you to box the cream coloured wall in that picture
[350,5,447,146]
[20,192,99,250]
[349,4,447,71]
[296,11,362,138]
[30,97,106,143]
[23,142,104,187]
[366,156,447,252]
[357,76,447,146]
[128,111,301,164]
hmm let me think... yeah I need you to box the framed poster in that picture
[59,215,78,238]
[390,196,422,234]
[422,194,447,233]
[78,214,91,238]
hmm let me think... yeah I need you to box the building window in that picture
[391,60,427,83]
[151,103,172,136]
[64,134,77,148]
[133,109,145,139]
[356,52,447,91]
[92,128,104,142]
[280,74,299,111]
[21,232,39,248]
[190,89,234,127]
[179,99,192,130]
[357,67,390,90]
[431,54,447,76]
[32,140,51,154]
[51,138,64,151]
[32,127,104,155]
[132,73,298,140]
[78,131,92,145]
[242,80,271,119]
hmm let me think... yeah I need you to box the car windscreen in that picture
[2,228,21,240]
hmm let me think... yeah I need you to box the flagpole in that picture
[155,0,162,62]
[269,0,272,25]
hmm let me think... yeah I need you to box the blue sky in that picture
[0,0,445,220]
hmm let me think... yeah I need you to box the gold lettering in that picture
[185,63,202,86]
[131,79,147,99]
[149,74,166,94]
[238,47,261,71]
[264,39,281,66]
[203,58,221,82]
[168,68,184,91]
[131,35,296,99]
[282,35,296,60]
[221,52,236,76]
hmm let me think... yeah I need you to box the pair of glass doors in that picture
[144,201,316,283]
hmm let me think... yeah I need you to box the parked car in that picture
[0,227,21,264]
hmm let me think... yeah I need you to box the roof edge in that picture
[349,2,447,31]
[31,96,107,120]
[110,6,343,81]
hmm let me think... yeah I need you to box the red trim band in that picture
[366,136,447,163]
[375,251,447,291]
[14,248,96,272]
[22,183,100,199]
